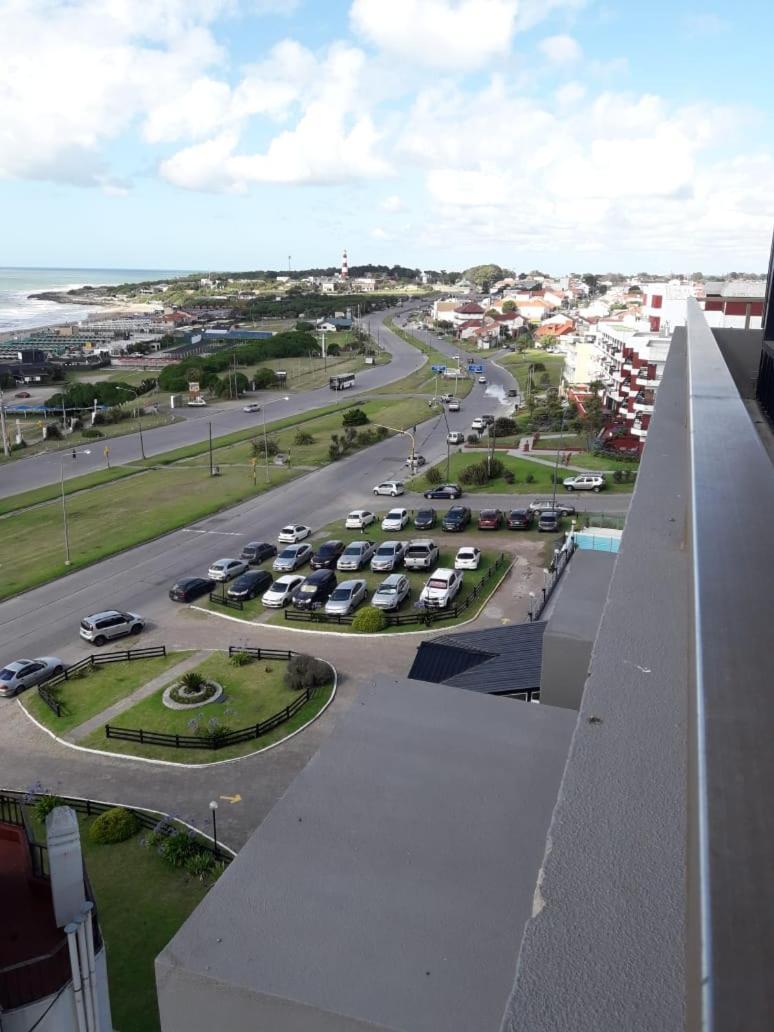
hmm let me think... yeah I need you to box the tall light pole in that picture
[0,389,9,458]
[551,402,569,509]
[114,386,146,460]
[209,800,218,857]
[262,395,290,481]
[372,422,417,467]
[60,449,91,565]
[429,398,452,481]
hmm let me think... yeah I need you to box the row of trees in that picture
[46,378,156,411]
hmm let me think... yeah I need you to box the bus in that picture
[329,373,356,391]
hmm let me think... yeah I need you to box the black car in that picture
[424,483,462,500]
[507,388,518,397]
[442,505,472,532]
[507,508,534,530]
[169,577,215,603]
[240,541,278,565]
[310,540,346,570]
[538,511,560,533]
[227,570,273,601]
[292,569,337,610]
[414,507,437,530]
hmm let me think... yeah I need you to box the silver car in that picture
[371,574,411,611]
[371,541,406,572]
[0,657,65,697]
[80,610,144,646]
[273,544,313,572]
[207,558,249,582]
[337,540,376,571]
[324,579,367,617]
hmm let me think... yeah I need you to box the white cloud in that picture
[539,34,583,64]
[350,0,519,70]
[555,81,586,106]
[370,227,393,240]
[381,194,406,212]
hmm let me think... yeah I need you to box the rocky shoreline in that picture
[28,287,113,305]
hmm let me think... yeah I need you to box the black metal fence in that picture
[37,646,168,717]
[283,553,511,628]
[104,648,329,751]
[209,590,244,611]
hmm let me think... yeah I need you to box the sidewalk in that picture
[63,651,209,742]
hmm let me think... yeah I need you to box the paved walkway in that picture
[63,651,209,742]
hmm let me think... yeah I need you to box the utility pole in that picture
[60,462,71,566]
[0,391,9,458]
[208,421,213,476]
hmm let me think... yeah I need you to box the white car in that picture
[278,524,311,543]
[207,558,249,582]
[373,480,405,497]
[454,546,481,571]
[470,417,486,432]
[261,574,305,607]
[419,568,464,609]
[371,541,406,572]
[447,401,461,412]
[0,657,65,698]
[381,507,409,531]
[187,397,207,407]
[478,375,487,384]
[337,540,377,571]
[273,543,313,572]
[447,431,465,445]
[242,403,261,413]
[324,579,368,617]
[345,510,376,530]
[563,473,606,492]
[371,574,411,611]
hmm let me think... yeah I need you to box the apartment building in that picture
[595,323,670,448]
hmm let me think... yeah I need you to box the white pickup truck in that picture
[419,568,464,609]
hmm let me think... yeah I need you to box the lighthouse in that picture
[341,249,349,280]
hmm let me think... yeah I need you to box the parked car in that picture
[481,415,495,425]
[424,483,462,500]
[447,401,461,412]
[273,543,313,571]
[403,539,440,571]
[382,507,409,531]
[278,524,311,543]
[478,375,487,384]
[419,568,464,608]
[563,473,606,492]
[442,505,472,532]
[345,510,375,529]
[337,540,376,571]
[471,417,486,432]
[14,391,31,399]
[538,511,561,533]
[242,403,261,413]
[507,509,534,530]
[371,574,411,611]
[227,570,273,601]
[207,558,249,582]
[187,397,207,407]
[414,507,437,530]
[373,480,405,497]
[446,431,465,444]
[240,541,277,565]
[529,498,576,518]
[292,569,338,611]
[478,508,504,530]
[324,579,368,617]
[169,577,215,602]
[310,540,346,570]
[0,656,65,697]
[371,541,406,572]
[261,574,305,607]
[507,388,518,398]
[454,546,481,571]
[79,611,144,646]
[440,393,454,403]
[404,454,426,468]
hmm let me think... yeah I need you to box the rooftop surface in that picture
[0,823,61,966]
[157,675,576,1032]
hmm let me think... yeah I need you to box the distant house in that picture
[536,318,575,339]
[317,317,353,332]
[517,298,552,322]
[451,302,485,326]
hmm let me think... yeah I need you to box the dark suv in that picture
[240,541,277,565]
[442,506,472,532]
[310,540,346,570]
[414,507,437,530]
[507,508,534,530]
[292,569,337,610]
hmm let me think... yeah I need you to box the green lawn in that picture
[532,433,589,450]
[374,319,474,399]
[0,410,179,463]
[498,349,565,393]
[250,346,390,392]
[409,452,634,494]
[79,651,335,763]
[20,652,194,734]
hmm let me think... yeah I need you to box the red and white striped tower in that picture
[341,249,349,279]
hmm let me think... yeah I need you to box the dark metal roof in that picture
[408,622,546,695]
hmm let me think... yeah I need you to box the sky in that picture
[1,0,773,274]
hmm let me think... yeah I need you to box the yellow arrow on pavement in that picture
[220,793,242,804]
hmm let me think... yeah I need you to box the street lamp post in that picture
[209,800,218,857]
[262,395,290,481]
[551,402,569,509]
[114,386,146,460]
[372,421,417,467]
[60,449,91,566]
[429,397,452,481]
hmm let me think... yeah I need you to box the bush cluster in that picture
[342,407,369,427]
[229,650,253,667]
[351,606,388,633]
[89,807,140,845]
[459,458,504,485]
[424,465,442,485]
[80,427,105,438]
[285,654,331,691]
[33,794,65,821]
[294,430,315,446]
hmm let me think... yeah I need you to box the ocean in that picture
[0,267,190,334]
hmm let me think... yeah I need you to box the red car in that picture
[478,508,504,530]
[14,391,31,398]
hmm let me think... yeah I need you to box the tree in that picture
[342,408,369,427]
[493,416,517,437]
[502,299,517,313]
[327,342,341,356]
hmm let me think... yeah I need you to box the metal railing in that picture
[37,646,168,717]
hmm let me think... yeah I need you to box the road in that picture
[0,303,428,498]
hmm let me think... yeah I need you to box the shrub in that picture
[294,430,314,445]
[355,428,378,447]
[229,650,253,667]
[45,422,62,440]
[184,851,215,879]
[342,407,369,427]
[351,606,388,633]
[285,654,332,691]
[425,465,442,485]
[525,472,535,484]
[503,470,515,484]
[251,437,279,459]
[33,794,65,821]
[180,671,205,692]
[612,469,623,484]
[80,427,104,438]
[466,433,479,445]
[459,458,504,485]
[493,417,517,437]
[160,830,200,868]
[89,807,140,845]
